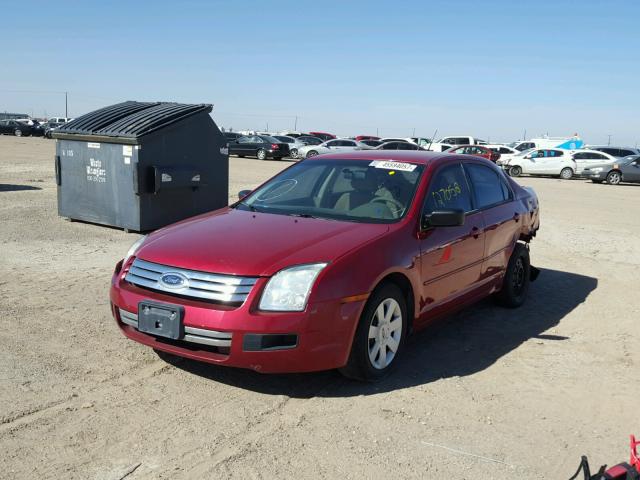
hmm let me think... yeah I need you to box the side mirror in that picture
[422,209,465,229]
[238,189,252,200]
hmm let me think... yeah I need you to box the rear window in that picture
[465,163,510,209]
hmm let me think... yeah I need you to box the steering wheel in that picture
[370,196,405,215]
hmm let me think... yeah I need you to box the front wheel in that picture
[495,243,531,308]
[256,149,267,160]
[606,170,621,185]
[560,167,574,180]
[508,165,522,177]
[340,283,407,382]
[290,148,298,159]
[14,129,22,137]
[306,150,319,158]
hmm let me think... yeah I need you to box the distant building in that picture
[0,112,29,120]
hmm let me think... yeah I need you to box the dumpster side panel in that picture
[137,112,229,231]
[56,140,140,229]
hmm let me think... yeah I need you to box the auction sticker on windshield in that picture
[369,160,417,172]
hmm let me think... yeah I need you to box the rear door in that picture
[623,158,640,181]
[463,162,519,281]
[419,162,485,316]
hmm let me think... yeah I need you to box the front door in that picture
[419,163,485,317]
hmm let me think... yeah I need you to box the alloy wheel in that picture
[368,298,403,370]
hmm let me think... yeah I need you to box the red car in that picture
[355,135,380,141]
[446,145,501,163]
[110,151,540,381]
[308,131,336,141]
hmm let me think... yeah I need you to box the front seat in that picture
[334,169,379,211]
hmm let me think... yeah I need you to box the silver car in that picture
[272,135,307,159]
[583,155,640,185]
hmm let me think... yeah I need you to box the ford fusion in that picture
[110,151,540,381]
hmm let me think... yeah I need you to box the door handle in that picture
[471,226,480,239]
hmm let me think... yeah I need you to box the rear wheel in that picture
[306,150,319,158]
[256,149,267,160]
[14,129,22,137]
[495,243,530,308]
[340,283,407,382]
[606,170,621,185]
[290,148,298,158]
[560,167,573,180]
[508,165,522,177]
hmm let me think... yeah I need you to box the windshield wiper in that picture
[287,212,318,219]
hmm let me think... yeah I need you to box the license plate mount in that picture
[137,301,184,340]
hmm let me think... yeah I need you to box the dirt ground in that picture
[0,135,638,479]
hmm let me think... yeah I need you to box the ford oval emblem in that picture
[159,272,188,289]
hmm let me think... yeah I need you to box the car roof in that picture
[304,150,450,165]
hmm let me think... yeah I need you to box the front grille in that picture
[118,308,232,348]
[125,258,258,304]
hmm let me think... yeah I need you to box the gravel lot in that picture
[1,135,638,479]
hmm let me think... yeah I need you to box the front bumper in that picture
[110,269,364,374]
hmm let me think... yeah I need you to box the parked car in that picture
[407,137,432,149]
[487,145,519,164]
[355,135,380,141]
[445,145,500,162]
[30,121,46,137]
[227,135,290,160]
[360,139,383,147]
[308,131,336,141]
[570,149,619,175]
[426,135,487,152]
[272,135,306,159]
[110,150,540,380]
[586,146,640,158]
[375,141,423,150]
[380,137,409,143]
[0,119,33,137]
[502,148,576,179]
[298,139,368,158]
[44,121,64,138]
[296,135,324,146]
[509,135,583,152]
[583,155,640,185]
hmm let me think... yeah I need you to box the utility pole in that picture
[65,91,68,118]
[294,116,298,131]
[523,129,526,141]
[412,127,416,136]
[607,134,612,146]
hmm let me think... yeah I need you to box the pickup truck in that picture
[111,151,540,381]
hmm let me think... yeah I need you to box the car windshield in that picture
[235,159,424,223]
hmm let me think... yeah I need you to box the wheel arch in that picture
[373,272,416,334]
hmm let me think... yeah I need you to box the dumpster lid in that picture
[56,101,213,139]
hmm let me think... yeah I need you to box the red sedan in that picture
[446,145,501,163]
[110,151,539,381]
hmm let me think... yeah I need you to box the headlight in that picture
[123,235,147,264]
[590,167,603,173]
[259,263,327,311]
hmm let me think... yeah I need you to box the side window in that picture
[382,142,397,150]
[326,140,339,147]
[573,152,585,159]
[344,140,357,147]
[592,153,608,160]
[424,164,473,214]
[619,149,634,157]
[238,136,250,144]
[465,163,509,209]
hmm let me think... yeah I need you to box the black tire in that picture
[560,167,574,180]
[256,149,267,160]
[508,165,522,177]
[14,129,22,137]
[606,170,622,185]
[495,243,531,308]
[290,148,298,158]
[306,150,319,158]
[339,283,408,382]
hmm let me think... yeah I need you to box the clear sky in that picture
[2,0,639,144]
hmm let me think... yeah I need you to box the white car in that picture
[570,149,619,175]
[487,145,520,165]
[425,135,487,152]
[502,148,577,179]
[298,139,369,158]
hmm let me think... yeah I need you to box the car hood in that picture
[136,208,390,277]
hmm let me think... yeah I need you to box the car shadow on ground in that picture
[160,268,597,397]
[0,184,42,192]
